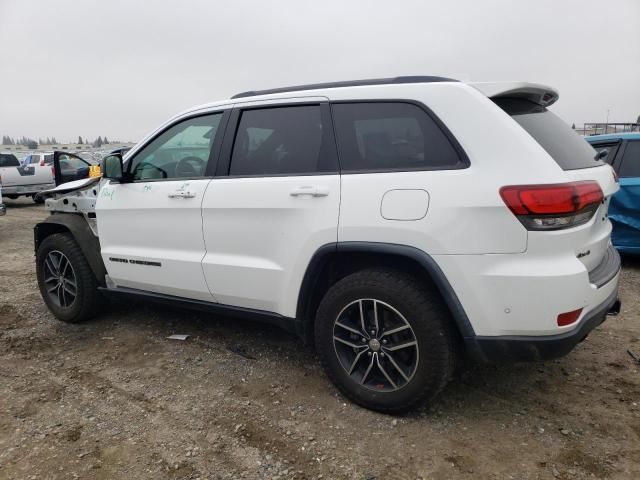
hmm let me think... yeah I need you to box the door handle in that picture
[290,186,329,197]
[168,191,196,199]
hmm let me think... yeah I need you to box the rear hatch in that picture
[482,86,618,275]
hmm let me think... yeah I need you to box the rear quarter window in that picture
[331,102,466,172]
[494,98,601,171]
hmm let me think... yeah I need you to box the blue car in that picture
[586,133,640,254]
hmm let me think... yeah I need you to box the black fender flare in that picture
[296,241,475,340]
[34,214,106,286]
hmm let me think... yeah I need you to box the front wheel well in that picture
[34,214,107,287]
[34,222,71,252]
[296,244,474,345]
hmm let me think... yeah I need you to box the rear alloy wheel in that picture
[315,269,457,413]
[333,299,419,392]
[36,233,103,323]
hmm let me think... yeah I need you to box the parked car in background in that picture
[21,152,54,167]
[1,152,56,202]
[586,133,640,254]
[110,146,131,156]
[35,77,621,412]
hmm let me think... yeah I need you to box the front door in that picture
[201,101,340,316]
[96,111,227,301]
[53,152,92,185]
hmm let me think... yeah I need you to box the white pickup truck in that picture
[0,152,56,203]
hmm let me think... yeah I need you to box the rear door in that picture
[96,111,227,301]
[200,100,340,316]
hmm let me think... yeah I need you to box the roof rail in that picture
[231,76,457,99]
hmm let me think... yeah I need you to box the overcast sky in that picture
[1,0,639,143]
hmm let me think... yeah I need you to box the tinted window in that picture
[332,102,464,172]
[43,154,54,164]
[229,105,336,176]
[495,98,600,170]
[590,143,619,165]
[620,141,640,177]
[0,154,20,167]
[58,153,89,170]
[129,113,222,180]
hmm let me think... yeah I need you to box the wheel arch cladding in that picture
[296,242,475,343]
[34,214,107,286]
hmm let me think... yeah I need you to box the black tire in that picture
[33,194,44,204]
[314,268,457,413]
[36,233,104,323]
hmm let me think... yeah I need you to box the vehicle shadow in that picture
[2,199,43,209]
[621,253,640,269]
[78,297,546,418]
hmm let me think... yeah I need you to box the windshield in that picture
[494,98,601,171]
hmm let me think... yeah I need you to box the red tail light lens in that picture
[500,181,603,230]
[557,308,583,327]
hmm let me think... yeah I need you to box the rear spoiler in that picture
[470,82,559,107]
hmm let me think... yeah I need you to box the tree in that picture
[78,136,83,145]
[571,123,575,129]
[93,136,103,148]
[103,136,109,144]
[51,137,58,145]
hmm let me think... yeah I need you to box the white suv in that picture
[35,77,621,412]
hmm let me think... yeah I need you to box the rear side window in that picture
[495,98,600,171]
[620,141,640,177]
[229,105,337,176]
[44,154,54,164]
[331,102,465,172]
[0,154,20,167]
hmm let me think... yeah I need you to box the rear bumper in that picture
[465,287,620,362]
[1,183,54,195]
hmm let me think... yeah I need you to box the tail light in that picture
[500,181,603,231]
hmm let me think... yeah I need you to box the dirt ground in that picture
[1,198,639,480]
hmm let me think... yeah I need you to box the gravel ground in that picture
[1,198,639,480]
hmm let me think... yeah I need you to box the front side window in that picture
[591,143,619,165]
[620,141,640,178]
[129,113,222,181]
[58,153,89,170]
[332,102,465,172]
[229,105,336,176]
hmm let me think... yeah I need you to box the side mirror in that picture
[101,154,125,182]
[595,149,608,161]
